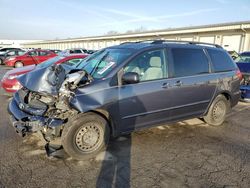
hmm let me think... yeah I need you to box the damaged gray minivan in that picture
[8,40,241,160]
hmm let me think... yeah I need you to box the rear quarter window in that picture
[207,49,237,72]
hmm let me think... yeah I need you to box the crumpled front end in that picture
[8,90,64,139]
[8,64,92,141]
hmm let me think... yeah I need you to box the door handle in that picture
[174,80,182,87]
[162,82,170,89]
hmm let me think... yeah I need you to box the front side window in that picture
[172,48,209,77]
[17,51,25,55]
[207,49,237,72]
[28,51,38,56]
[79,48,133,79]
[124,49,167,81]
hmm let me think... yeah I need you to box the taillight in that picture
[236,69,243,80]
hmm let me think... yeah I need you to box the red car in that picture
[4,49,57,67]
[1,54,88,93]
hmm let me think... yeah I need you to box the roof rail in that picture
[137,39,223,48]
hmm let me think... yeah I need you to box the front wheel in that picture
[203,95,229,126]
[62,113,110,160]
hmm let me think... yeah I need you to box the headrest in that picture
[149,57,161,67]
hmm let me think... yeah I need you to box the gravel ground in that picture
[0,66,250,188]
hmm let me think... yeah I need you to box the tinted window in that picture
[73,50,82,53]
[39,51,49,56]
[172,48,209,77]
[124,49,167,81]
[207,49,237,72]
[28,51,38,56]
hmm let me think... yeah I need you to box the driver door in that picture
[118,49,173,132]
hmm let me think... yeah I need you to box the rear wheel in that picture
[203,95,229,126]
[15,61,23,68]
[62,113,110,160]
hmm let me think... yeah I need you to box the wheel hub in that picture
[75,124,101,152]
[213,101,226,120]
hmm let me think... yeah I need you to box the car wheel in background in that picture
[15,61,23,68]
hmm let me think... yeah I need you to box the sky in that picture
[0,0,250,40]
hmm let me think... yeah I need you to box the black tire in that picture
[203,95,229,126]
[15,61,23,68]
[62,113,110,160]
[0,58,3,65]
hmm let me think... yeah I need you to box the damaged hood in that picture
[18,64,70,95]
[18,64,92,96]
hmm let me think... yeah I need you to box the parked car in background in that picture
[87,49,97,54]
[61,48,89,55]
[4,49,57,67]
[227,50,239,60]
[240,51,250,57]
[48,49,62,54]
[235,53,250,101]
[0,47,23,54]
[1,54,88,93]
[8,40,241,160]
[0,49,26,65]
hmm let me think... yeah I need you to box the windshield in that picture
[36,56,64,68]
[78,48,132,78]
[235,55,250,63]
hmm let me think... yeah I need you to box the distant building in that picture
[0,39,40,48]
[22,21,250,52]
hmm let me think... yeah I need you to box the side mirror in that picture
[122,72,139,85]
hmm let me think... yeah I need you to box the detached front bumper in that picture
[8,97,64,137]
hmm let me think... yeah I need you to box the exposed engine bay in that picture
[10,64,93,142]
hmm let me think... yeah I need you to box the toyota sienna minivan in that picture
[8,40,241,160]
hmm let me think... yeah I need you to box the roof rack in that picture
[136,39,223,49]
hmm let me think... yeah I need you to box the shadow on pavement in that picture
[96,135,132,188]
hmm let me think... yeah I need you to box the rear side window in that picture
[39,51,49,56]
[172,48,209,77]
[207,49,237,72]
[28,51,38,56]
[73,50,82,53]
